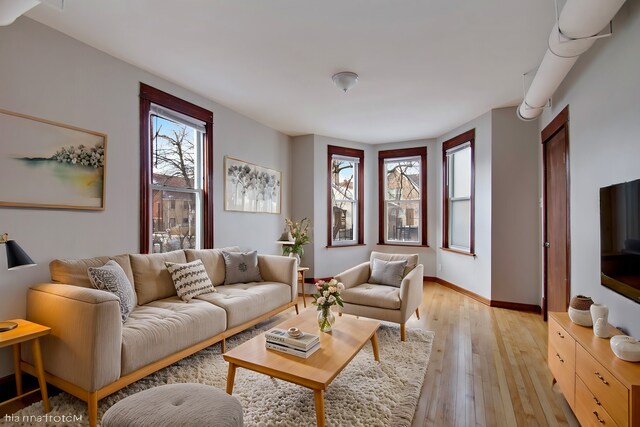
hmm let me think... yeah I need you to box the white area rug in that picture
[14,323,433,426]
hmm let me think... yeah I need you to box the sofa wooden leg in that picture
[400,323,406,341]
[88,391,98,427]
[295,304,299,315]
[415,308,420,319]
[338,312,342,317]
[221,339,226,354]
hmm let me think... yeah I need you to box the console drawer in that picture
[576,345,628,427]
[575,376,619,427]
[549,340,575,408]
[549,316,575,367]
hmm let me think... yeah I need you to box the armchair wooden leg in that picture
[400,323,406,341]
[88,391,98,427]
[415,308,420,319]
[295,304,299,315]
[338,312,342,317]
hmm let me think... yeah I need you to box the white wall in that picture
[290,134,315,281]
[0,18,291,376]
[436,111,493,300]
[539,0,640,336]
[491,107,540,305]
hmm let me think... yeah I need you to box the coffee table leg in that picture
[371,332,380,362]
[313,389,325,427]
[226,363,237,395]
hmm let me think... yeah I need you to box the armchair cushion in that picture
[370,251,418,277]
[341,283,401,310]
[369,258,407,287]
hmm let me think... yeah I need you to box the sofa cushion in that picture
[370,251,418,277]
[369,258,407,288]
[130,251,187,305]
[50,254,134,289]
[185,247,241,286]
[340,283,401,310]
[196,282,290,329]
[221,250,262,285]
[166,259,216,302]
[88,260,137,321]
[121,297,226,375]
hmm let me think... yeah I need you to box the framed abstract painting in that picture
[0,109,107,210]
[224,156,281,214]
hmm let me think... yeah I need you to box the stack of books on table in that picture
[265,328,320,358]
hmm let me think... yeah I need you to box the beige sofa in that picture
[335,252,423,341]
[20,248,298,427]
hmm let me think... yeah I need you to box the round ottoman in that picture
[101,383,243,427]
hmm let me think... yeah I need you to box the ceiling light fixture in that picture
[332,72,358,93]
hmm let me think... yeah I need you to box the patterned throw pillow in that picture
[88,260,137,322]
[165,259,216,302]
[221,250,263,285]
[369,258,408,288]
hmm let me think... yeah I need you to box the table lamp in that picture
[0,233,37,332]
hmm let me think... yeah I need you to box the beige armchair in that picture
[335,252,424,341]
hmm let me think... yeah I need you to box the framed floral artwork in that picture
[224,156,281,214]
[0,109,107,210]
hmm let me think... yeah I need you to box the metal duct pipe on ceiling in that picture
[517,0,626,121]
[0,0,40,26]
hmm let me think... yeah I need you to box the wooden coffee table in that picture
[224,310,380,426]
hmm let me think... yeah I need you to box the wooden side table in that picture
[0,319,51,412]
[297,267,310,308]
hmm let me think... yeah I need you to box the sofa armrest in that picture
[334,262,370,289]
[258,255,297,302]
[25,283,123,392]
[400,264,424,321]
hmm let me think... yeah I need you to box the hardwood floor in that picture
[411,281,570,427]
[3,281,572,426]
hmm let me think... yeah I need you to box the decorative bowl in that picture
[287,327,303,338]
[568,307,593,327]
[610,335,640,362]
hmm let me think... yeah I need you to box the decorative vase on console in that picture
[568,295,594,327]
[610,336,640,362]
[590,304,610,338]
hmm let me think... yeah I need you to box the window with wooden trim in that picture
[378,147,427,246]
[328,145,364,246]
[139,83,214,253]
[442,129,475,254]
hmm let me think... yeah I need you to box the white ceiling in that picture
[26,1,555,143]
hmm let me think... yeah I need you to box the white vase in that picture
[590,304,609,338]
[610,335,640,362]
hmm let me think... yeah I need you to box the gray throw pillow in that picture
[221,250,263,285]
[369,258,408,288]
[88,260,136,322]
[165,259,216,302]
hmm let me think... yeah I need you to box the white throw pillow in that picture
[166,259,216,302]
[88,260,136,322]
[368,258,408,288]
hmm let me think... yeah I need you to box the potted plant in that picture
[281,218,311,264]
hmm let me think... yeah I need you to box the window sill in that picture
[326,243,366,249]
[440,247,476,257]
[377,242,430,248]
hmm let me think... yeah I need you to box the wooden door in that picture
[543,107,570,319]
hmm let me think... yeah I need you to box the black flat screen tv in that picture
[600,178,640,304]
